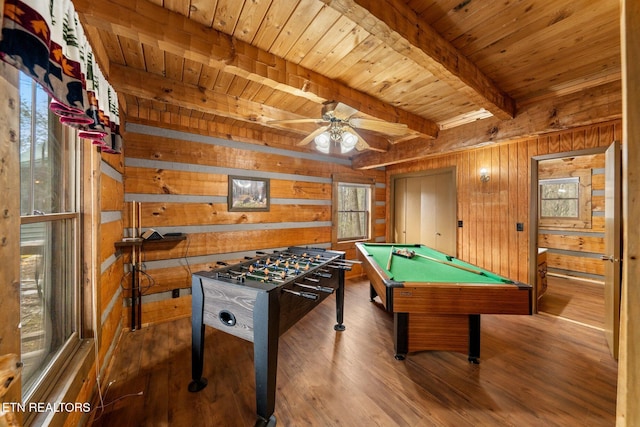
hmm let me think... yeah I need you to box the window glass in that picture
[337,183,371,241]
[19,73,79,399]
[539,178,580,218]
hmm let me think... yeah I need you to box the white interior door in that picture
[393,171,456,255]
[434,172,456,256]
[420,175,437,247]
[394,178,407,243]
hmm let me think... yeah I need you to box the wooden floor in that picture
[538,275,605,330]
[88,278,617,427]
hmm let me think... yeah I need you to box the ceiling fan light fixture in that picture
[314,132,331,153]
[340,131,358,153]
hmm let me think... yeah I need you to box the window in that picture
[19,73,82,402]
[336,182,372,241]
[538,172,592,229]
[539,177,580,218]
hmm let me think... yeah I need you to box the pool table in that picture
[356,243,532,362]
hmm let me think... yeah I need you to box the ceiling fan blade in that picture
[349,127,387,153]
[268,118,325,125]
[346,128,370,152]
[297,126,329,146]
[349,117,409,136]
[332,102,359,120]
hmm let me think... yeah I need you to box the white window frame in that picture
[333,178,374,243]
[18,73,89,420]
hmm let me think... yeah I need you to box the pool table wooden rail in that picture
[393,284,531,315]
[356,242,532,361]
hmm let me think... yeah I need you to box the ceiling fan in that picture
[268,101,409,154]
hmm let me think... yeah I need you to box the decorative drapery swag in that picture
[1,0,122,153]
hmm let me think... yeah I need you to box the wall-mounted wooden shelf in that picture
[114,235,186,248]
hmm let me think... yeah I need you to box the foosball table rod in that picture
[282,288,319,300]
[294,282,334,294]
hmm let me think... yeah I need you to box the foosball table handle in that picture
[295,282,334,294]
[282,288,319,300]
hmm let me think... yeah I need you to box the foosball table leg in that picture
[189,277,208,392]
[254,415,277,427]
[334,269,346,331]
[254,290,280,424]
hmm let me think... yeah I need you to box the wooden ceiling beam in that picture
[108,63,319,128]
[353,80,622,169]
[324,0,516,120]
[74,0,438,138]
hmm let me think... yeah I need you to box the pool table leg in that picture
[393,312,408,360]
[468,314,480,364]
[369,284,378,302]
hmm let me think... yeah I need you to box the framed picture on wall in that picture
[228,176,270,212]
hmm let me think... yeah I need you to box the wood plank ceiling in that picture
[74,0,621,167]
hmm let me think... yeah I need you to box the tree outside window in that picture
[336,183,371,241]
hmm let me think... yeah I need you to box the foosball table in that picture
[188,246,354,426]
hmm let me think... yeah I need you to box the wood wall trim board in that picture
[619,0,640,422]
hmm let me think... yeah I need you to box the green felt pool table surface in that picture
[360,243,512,285]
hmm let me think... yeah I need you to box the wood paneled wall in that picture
[98,153,126,362]
[120,120,384,326]
[386,120,622,285]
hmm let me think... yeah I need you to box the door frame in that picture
[389,167,457,253]
[529,146,610,314]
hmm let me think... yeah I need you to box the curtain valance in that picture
[1,0,121,153]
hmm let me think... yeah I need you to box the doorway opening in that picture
[530,143,620,359]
